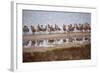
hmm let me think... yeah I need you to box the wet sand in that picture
[23,32,90,41]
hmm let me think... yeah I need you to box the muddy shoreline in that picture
[23,44,91,62]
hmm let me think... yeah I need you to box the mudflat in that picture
[23,32,90,41]
[23,44,91,62]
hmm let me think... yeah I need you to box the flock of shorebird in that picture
[23,23,91,48]
[23,23,91,35]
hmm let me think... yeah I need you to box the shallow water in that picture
[23,35,90,48]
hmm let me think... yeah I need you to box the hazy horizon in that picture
[23,10,91,26]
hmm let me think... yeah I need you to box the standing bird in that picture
[23,25,30,35]
[63,24,66,31]
[23,25,29,32]
[31,25,36,35]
